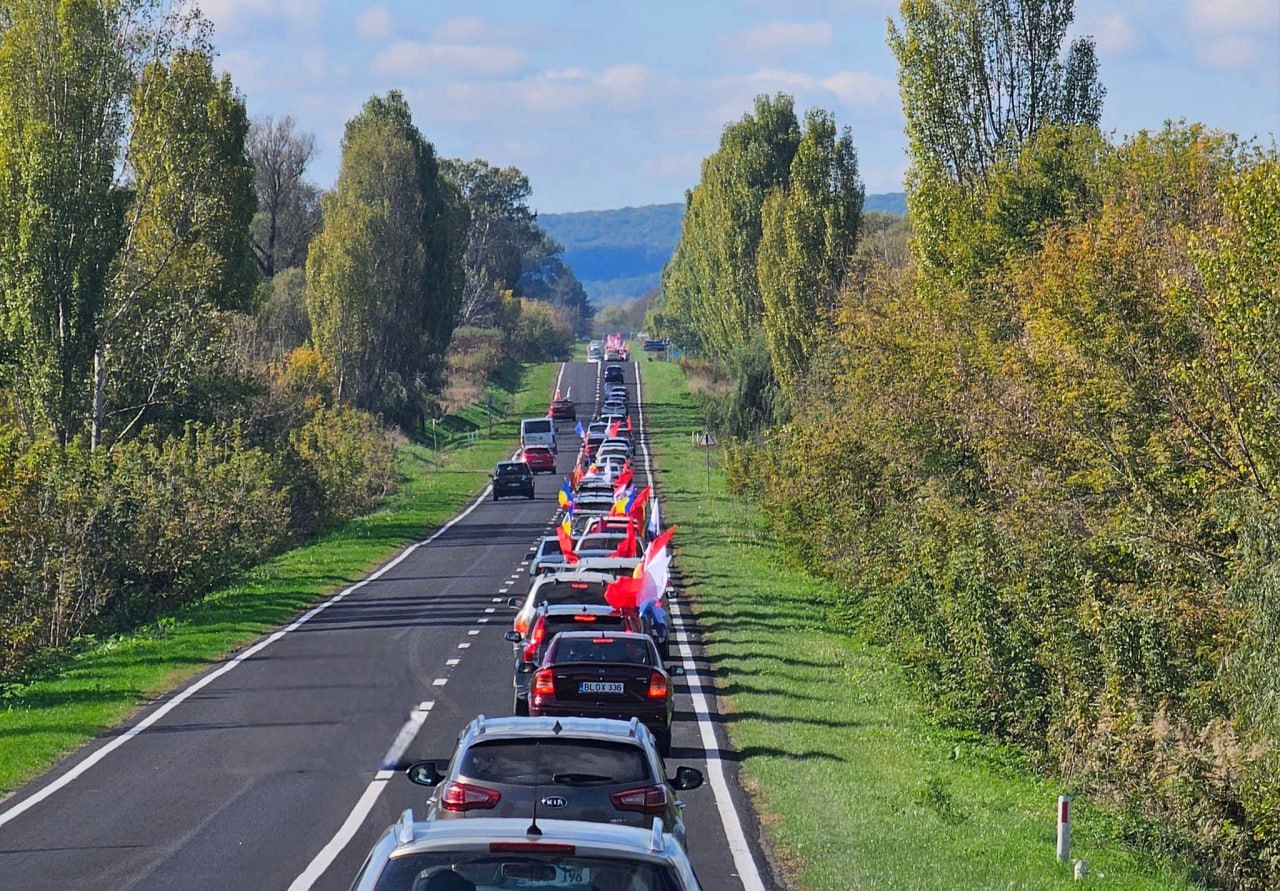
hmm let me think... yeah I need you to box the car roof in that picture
[461,714,646,742]
[532,569,619,585]
[539,602,626,617]
[551,630,651,643]
[392,816,681,862]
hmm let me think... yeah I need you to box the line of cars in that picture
[353,360,709,890]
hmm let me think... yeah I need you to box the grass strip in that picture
[0,362,557,797]
[639,358,1200,890]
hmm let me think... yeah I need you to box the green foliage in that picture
[888,0,1104,186]
[744,123,1280,885]
[0,0,131,443]
[758,109,864,399]
[306,91,467,428]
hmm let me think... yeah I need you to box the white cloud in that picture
[1187,0,1279,33]
[434,16,488,43]
[372,42,530,78]
[1083,13,1138,55]
[200,0,317,34]
[424,65,671,124]
[216,49,269,93]
[642,150,704,179]
[356,5,392,41]
[716,21,833,61]
[820,71,898,108]
[1196,35,1261,69]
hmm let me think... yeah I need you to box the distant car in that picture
[351,811,701,891]
[601,399,627,417]
[491,461,534,501]
[549,397,576,420]
[603,364,625,384]
[505,603,646,713]
[583,433,606,460]
[508,570,617,637]
[520,445,556,474]
[607,385,629,403]
[529,631,683,754]
[527,535,568,575]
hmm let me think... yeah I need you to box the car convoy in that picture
[353,341,710,890]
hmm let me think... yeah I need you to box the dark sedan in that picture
[491,461,534,500]
[528,631,683,754]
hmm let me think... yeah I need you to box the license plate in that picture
[579,681,624,695]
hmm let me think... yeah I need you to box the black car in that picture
[491,461,534,500]
[603,364,625,384]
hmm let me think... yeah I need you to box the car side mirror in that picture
[670,766,703,791]
[503,630,522,643]
[527,550,536,559]
[406,760,444,787]
[517,662,537,674]
[507,597,521,609]
[669,665,685,677]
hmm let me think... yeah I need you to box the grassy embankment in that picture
[0,362,557,796]
[639,357,1201,890]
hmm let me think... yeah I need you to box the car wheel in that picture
[514,694,529,717]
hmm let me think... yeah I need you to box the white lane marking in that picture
[491,597,502,603]
[0,476,498,832]
[457,642,471,649]
[467,629,480,636]
[634,360,766,891]
[477,618,489,624]
[499,588,509,594]
[432,678,448,687]
[484,607,496,614]
[446,658,460,667]
[553,361,567,398]
[291,701,435,890]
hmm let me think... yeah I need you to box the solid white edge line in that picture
[380,701,434,770]
[634,359,766,891]
[0,461,499,833]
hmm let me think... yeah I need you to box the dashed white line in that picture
[467,629,480,636]
[477,617,490,624]
[432,678,448,687]
[484,607,496,614]
[457,642,471,649]
[446,658,460,667]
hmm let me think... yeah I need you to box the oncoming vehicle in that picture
[520,417,557,454]
[528,632,683,754]
[587,341,604,362]
[350,812,701,891]
[491,462,535,501]
[549,397,576,420]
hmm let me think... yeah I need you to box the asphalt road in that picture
[0,360,771,891]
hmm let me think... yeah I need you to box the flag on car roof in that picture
[627,485,651,519]
[614,465,633,493]
[574,420,585,439]
[558,478,574,508]
[557,518,579,565]
[637,525,675,605]
[604,575,641,611]
[606,419,621,438]
[609,521,638,558]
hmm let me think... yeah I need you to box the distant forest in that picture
[541,193,908,304]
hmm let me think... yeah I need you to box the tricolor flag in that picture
[558,478,574,508]
[637,525,675,605]
[556,518,579,565]
[627,485,651,520]
[613,465,633,493]
[574,420,585,439]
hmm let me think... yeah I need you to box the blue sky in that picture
[203,0,1280,214]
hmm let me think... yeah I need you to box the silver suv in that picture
[404,715,703,848]
[351,812,701,890]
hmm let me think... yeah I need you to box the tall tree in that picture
[440,158,541,325]
[888,0,1104,186]
[95,48,257,447]
[758,109,864,399]
[518,231,594,333]
[658,93,801,363]
[306,92,466,427]
[0,0,132,444]
[247,115,320,277]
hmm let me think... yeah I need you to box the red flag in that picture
[625,416,632,432]
[604,575,642,610]
[556,519,579,565]
[614,465,633,492]
[606,419,621,438]
[609,521,638,558]
[644,526,675,570]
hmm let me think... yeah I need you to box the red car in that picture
[520,445,556,474]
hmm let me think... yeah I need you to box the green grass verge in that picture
[0,362,559,797]
[639,359,1201,890]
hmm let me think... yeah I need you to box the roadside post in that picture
[695,429,717,492]
[486,392,493,438]
[1056,795,1071,863]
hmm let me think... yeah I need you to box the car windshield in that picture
[375,853,681,891]
[458,738,649,785]
[551,637,653,666]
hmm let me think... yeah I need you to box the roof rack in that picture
[628,716,640,738]
[649,817,666,853]
[396,808,415,844]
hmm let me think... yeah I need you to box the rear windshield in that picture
[375,853,680,891]
[459,738,649,785]
[497,464,528,475]
[551,637,653,666]
[544,613,627,635]
[538,539,563,556]
[536,580,610,604]
[522,419,552,435]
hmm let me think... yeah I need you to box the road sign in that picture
[695,430,717,448]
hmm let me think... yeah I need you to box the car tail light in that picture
[490,842,576,854]
[439,781,500,812]
[514,615,529,636]
[522,621,545,662]
[570,582,589,590]
[573,614,597,622]
[647,672,669,699]
[532,669,555,697]
[610,785,669,816]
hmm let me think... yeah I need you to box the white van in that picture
[587,341,603,362]
[520,417,557,453]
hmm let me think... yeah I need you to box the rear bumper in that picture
[529,700,670,735]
